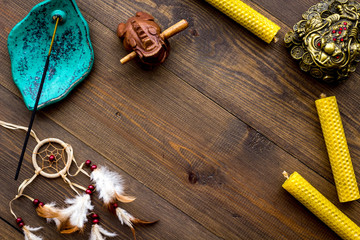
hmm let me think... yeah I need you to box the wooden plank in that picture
[67,0,338,183]
[66,0,360,238]
[198,0,360,184]
[0,218,23,240]
[144,0,360,185]
[0,87,220,240]
[1,0,360,239]
[55,0,360,220]
[250,0,322,27]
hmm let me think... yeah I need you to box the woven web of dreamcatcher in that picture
[32,138,73,179]
[35,141,66,175]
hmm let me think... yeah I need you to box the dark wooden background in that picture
[0,0,359,239]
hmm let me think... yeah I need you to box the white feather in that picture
[98,225,117,237]
[90,166,126,205]
[89,224,117,240]
[48,218,61,228]
[62,193,94,229]
[115,207,134,227]
[44,202,61,228]
[23,225,43,240]
[24,226,42,232]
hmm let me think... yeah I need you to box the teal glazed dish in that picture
[8,0,94,110]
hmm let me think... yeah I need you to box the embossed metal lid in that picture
[285,0,360,83]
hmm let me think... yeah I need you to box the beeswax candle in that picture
[283,171,360,240]
[315,95,360,202]
[204,0,280,43]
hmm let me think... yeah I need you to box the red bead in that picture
[339,28,342,31]
[49,155,55,161]
[90,165,97,171]
[332,30,336,33]
[38,202,45,207]
[91,213,99,219]
[340,38,344,42]
[88,185,95,190]
[85,189,92,194]
[344,22,347,25]
[336,55,340,59]
[16,217,23,224]
[344,27,347,30]
[333,37,337,41]
[18,222,24,228]
[112,203,118,208]
[338,31,342,34]
[92,218,99,224]
[85,160,92,166]
[33,199,40,206]
[317,42,321,47]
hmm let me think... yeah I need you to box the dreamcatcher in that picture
[0,120,156,240]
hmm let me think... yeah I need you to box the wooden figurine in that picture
[117,12,188,66]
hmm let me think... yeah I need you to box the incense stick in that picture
[15,17,60,180]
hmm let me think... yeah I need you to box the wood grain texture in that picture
[1,0,360,239]
[0,218,22,240]
[0,84,220,240]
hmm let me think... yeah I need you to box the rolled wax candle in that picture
[204,0,280,43]
[315,95,360,202]
[283,171,360,240]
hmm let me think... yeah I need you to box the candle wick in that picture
[320,93,327,99]
[282,171,289,179]
[273,36,279,43]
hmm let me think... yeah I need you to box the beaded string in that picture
[9,170,40,219]
[60,172,87,195]
[67,155,90,177]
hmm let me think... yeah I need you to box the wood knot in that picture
[188,171,198,184]
[190,29,199,37]
[246,127,272,153]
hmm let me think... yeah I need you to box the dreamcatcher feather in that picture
[90,165,157,239]
[1,120,157,240]
[37,194,93,234]
[23,226,43,240]
[90,223,117,240]
[90,166,136,207]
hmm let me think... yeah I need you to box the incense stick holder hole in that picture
[51,10,66,23]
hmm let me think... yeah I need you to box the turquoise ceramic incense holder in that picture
[8,0,94,110]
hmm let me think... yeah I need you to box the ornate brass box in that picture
[285,0,360,83]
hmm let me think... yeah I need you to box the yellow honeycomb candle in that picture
[204,0,280,43]
[315,95,360,202]
[283,171,360,240]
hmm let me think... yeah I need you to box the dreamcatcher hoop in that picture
[32,138,73,178]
